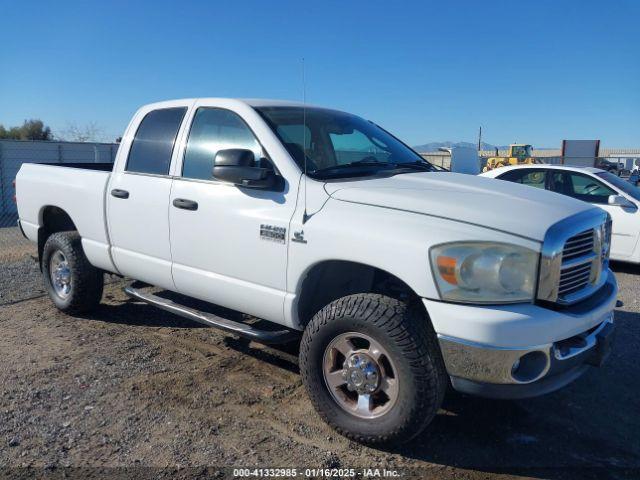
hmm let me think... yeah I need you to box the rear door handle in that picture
[111,189,129,199]
[173,198,198,211]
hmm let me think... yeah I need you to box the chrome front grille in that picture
[562,229,595,261]
[604,220,612,246]
[558,262,592,295]
[558,230,596,297]
[537,209,611,306]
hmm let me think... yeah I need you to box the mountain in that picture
[413,141,509,152]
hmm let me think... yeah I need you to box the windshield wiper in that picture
[310,159,436,179]
[311,160,393,174]
[392,160,434,171]
[317,159,434,171]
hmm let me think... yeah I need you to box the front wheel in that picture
[299,293,447,445]
[42,231,104,314]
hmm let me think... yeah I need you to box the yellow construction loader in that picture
[482,144,539,172]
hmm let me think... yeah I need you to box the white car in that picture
[16,99,617,444]
[482,164,640,263]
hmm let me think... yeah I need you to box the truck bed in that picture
[16,162,117,273]
[42,162,114,172]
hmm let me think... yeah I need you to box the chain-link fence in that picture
[0,140,118,227]
[0,140,117,306]
[420,153,451,169]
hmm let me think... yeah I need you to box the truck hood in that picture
[324,172,594,241]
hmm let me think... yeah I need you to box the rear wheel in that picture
[42,231,103,314]
[299,293,446,445]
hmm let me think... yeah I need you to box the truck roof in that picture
[142,98,319,110]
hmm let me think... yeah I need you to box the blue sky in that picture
[1,0,638,147]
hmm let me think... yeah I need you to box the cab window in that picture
[126,107,187,175]
[182,108,264,180]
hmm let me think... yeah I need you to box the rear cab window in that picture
[126,107,187,175]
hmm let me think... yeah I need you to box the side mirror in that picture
[212,149,277,189]
[608,194,636,209]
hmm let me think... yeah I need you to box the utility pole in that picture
[477,126,482,152]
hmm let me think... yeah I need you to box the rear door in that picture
[107,105,188,289]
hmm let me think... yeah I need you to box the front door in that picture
[168,107,296,323]
[107,106,187,289]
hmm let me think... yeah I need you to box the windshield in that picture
[255,106,435,179]
[511,145,532,158]
[596,171,640,202]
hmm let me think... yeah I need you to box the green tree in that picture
[0,119,53,140]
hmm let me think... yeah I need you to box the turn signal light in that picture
[436,256,457,285]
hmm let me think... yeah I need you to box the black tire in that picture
[299,293,447,445]
[42,231,103,314]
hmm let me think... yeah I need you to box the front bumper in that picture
[426,270,617,399]
[441,317,614,399]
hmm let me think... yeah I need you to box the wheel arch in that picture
[37,205,78,269]
[295,259,427,328]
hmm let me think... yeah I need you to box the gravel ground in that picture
[0,228,43,305]
[0,248,638,479]
[0,227,35,262]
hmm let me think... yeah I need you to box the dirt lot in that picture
[0,238,639,479]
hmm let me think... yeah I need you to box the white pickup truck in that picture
[16,98,617,444]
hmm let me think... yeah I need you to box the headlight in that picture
[430,242,539,304]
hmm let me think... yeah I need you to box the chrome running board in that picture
[124,283,299,345]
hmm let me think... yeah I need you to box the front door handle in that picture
[111,189,129,199]
[173,198,198,211]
